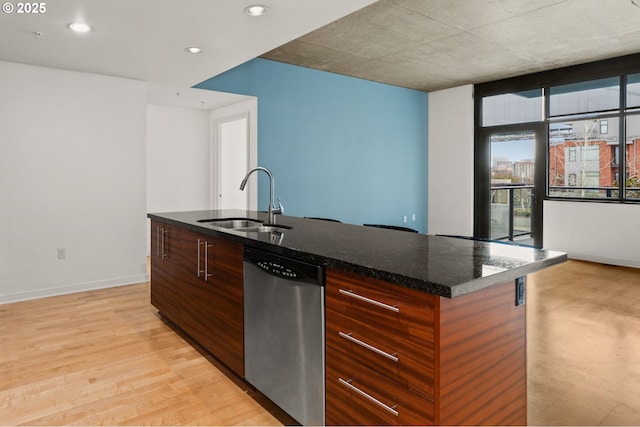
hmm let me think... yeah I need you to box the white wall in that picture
[146,104,211,253]
[0,61,148,303]
[428,85,474,236]
[544,201,640,268]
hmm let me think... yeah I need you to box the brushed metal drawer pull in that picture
[156,226,161,258]
[339,331,399,362]
[338,377,399,417]
[204,242,213,281]
[197,239,203,277]
[339,289,400,313]
[161,229,167,259]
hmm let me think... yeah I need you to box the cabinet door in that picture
[169,227,215,347]
[150,221,180,322]
[169,228,245,377]
[204,236,244,376]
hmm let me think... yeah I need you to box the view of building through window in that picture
[489,132,535,241]
[549,117,640,199]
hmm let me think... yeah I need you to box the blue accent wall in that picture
[196,58,429,232]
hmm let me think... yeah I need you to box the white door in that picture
[217,116,248,209]
[210,98,258,211]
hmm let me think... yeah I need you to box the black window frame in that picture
[475,52,640,207]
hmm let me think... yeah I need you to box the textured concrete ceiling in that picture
[261,0,640,92]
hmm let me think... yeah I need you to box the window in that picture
[582,145,600,161]
[584,171,600,186]
[627,73,640,109]
[548,116,616,199]
[549,77,619,117]
[600,120,608,134]
[482,89,543,127]
[547,78,618,199]
[476,53,640,203]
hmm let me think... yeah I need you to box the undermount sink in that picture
[197,217,291,233]
[197,218,264,229]
[235,224,292,233]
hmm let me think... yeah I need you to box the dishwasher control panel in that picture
[244,246,324,286]
[257,261,299,279]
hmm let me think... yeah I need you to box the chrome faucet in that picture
[239,166,284,224]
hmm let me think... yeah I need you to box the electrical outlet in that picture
[57,248,66,260]
[403,216,407,223]
[412,213,416,221]
[515,277,525,306]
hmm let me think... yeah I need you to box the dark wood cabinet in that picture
[325,268,526,426]
[150,221,181,322]
[149,221,244,377]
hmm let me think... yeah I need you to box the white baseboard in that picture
[567,253,640,269]
[0,274,150,305]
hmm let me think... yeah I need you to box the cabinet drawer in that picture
[326,307,434,400]
[326,268,436,343]
[326,345,435,426]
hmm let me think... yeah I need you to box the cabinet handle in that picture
[197,239,203,278]
[339,289,399,313]
[339,331,399,362]
[156,226,161,258]
[338,378,398,417]
[161,229,167,259]
[204,242,213,281]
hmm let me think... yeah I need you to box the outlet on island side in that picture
[515,277,526,306]
[57,248,66,260]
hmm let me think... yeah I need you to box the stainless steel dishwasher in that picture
[243,247,325,426]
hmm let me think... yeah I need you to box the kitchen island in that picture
[148,209,566,426]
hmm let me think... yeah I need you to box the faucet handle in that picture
[273,197,284,215]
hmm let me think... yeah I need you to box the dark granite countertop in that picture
[148,209,567,298]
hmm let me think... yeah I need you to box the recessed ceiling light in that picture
[185,47,202,54]
[68,22,91,33]
[244,5,269,16]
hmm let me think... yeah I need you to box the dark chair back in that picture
[363,224,419,233]
[305,217,342,223]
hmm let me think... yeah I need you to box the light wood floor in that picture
[1,259,639,425]
[0,281,292,426]
[527,260,640,425]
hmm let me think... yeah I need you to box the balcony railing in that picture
[490,185,533,243]
[548,185,640,199]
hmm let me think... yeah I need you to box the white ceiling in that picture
[0,0,376,108]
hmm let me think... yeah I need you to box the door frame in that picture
[474,122,546,248]
[209,98,258,211]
